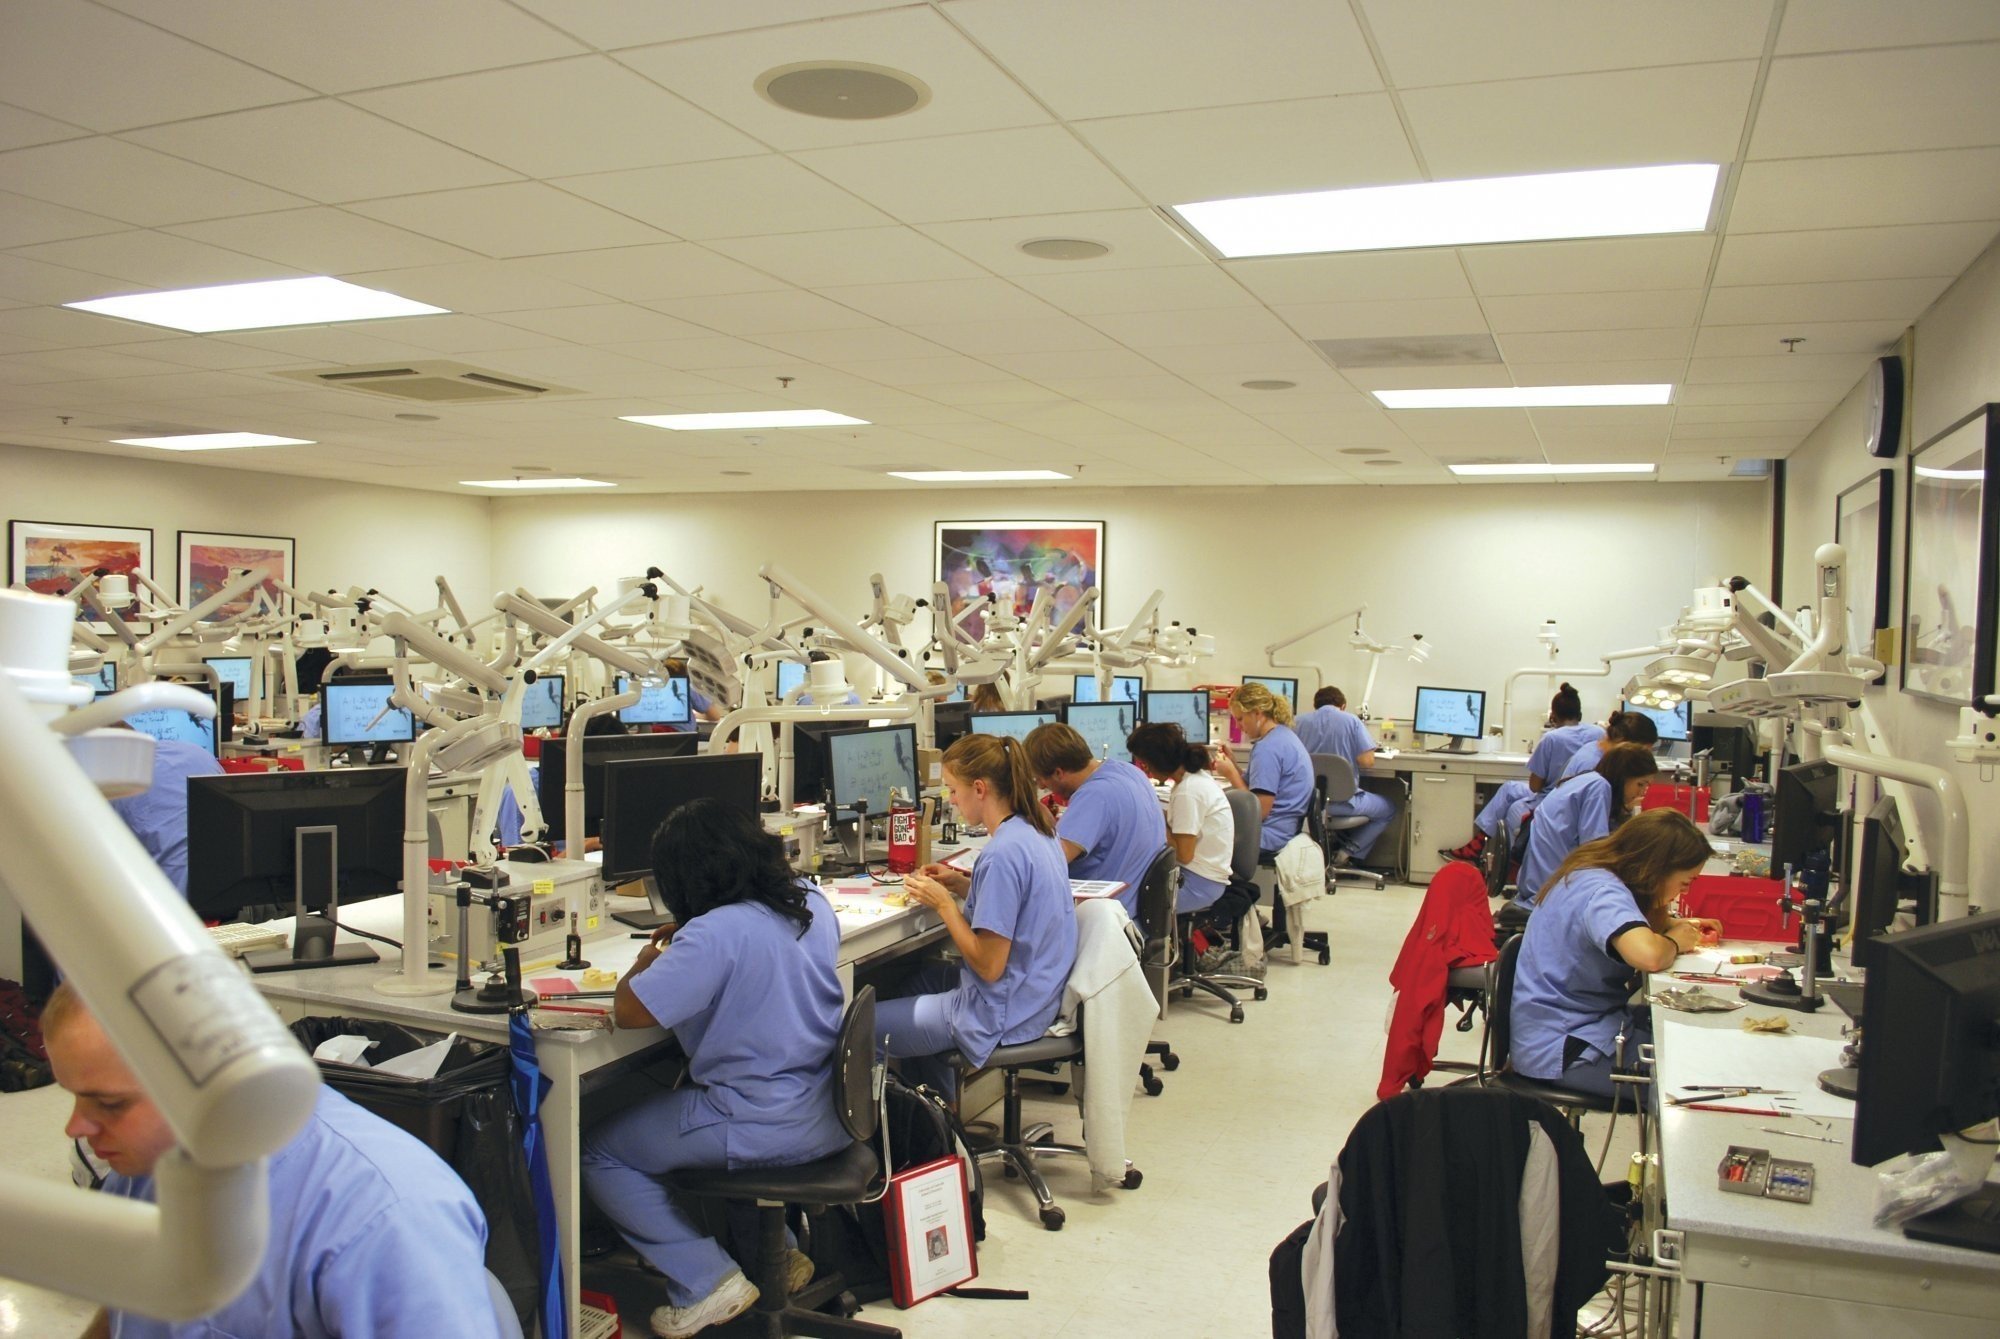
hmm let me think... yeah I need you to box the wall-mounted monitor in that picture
[615,673,693,726]
[1073,674,1141,704]
[1141,689,1209,743]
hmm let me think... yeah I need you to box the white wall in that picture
[490,480,1769,742]
[2,442,493,613]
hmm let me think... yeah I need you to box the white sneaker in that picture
[787,1248,815,1295]
[650,1270,759,1338]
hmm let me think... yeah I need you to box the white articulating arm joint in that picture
[1499,645,1665,750]
[1263,604,1368,690]
[1816,731,1971,920]
[499,592,653,679]
[759,564,930,693]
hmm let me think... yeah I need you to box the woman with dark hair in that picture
[1556,709,1661,779]
[1510,809,1720,1098]
[1445,682,1602,862]
[1127,722,1234,916]
[583,799,845,1338]
[1507,742,1661,918]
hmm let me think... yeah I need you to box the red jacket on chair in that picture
[1377,862,1497,1100]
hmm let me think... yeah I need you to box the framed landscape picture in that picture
[178,530,294,622]
[935,520,1103,640]
[1834,469,1893,686]
[1901,405,1999,706]
[8,519,152,625]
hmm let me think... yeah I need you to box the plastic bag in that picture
[1872,1145,1991,1227]
[1647,987,1743,1013]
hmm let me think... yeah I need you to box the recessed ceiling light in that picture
[461,477,614,489]
[1171,163,1720,258]
[1449,463,1656,476]
[1374,384,1673,409]
[1019,237,1111,261]
[621,410,869,430]
[1240,379,1296,391]
[1340,447,1391,456]
[67,276,448,333]
[111,432,314,451]
[756,62,929,120]
[887,470,1072,482]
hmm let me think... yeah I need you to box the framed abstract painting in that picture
[935,521,1103,639]
[8,518,152,625]
[178,530,294,622]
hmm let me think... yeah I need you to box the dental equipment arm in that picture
[499,593,653,679]
[759,564,931,693]
[136,570,266,658]
[1107,589,1165,653]
[1029,588,1100,671]
[1263,605,1368,691]
[1498,645,1666,750]
[379,613,509,696]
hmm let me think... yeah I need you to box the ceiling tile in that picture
[1691,320,1907,357]
[1677,379,1857,405]
[813,277,1057,326]
[1752,45,2000,159]
[0,191,127,248]
[1360,0,1770,86]
[351,57,761,178]
[1083,306,1299,349]
[1014,265,1257,316]
[1729,148,2000,232]
[509,1,907,49]
[1273,296,1492,339]
[1701,276,1952,324]
[345,259,615,313]
[823,354,1005,387]
[1403,62,1756,178]
[916,210,1208,275]
[1230,250,1474,305]
[165,207,483,274]
[350,183,671,258]
[793,126,1139,223]
[555,156,891,240]
[494,303,714,344]
[1498,328,1694,362]
[0,137,309,227]
[1713,221,1998,286]
[1482,289,1705,332]
[1144,341,1334,378]
[645,290,883,336]
[0,252,153,307]
[1777,0,2000,53]
[527,244,791,302]
[1671,418,1819,440]
[1460,235,1719,296]
[1387,408,1540,444]
[1685,352,1873,383]
[1676,402,1833,424]
[0,304,185,348]
[604,335,788,371]
[118,337,324,372]
[0,104,90,153]
[10,230,303,290]
[1506,359,1688,384]
[983,348,1166,381]
[708,228,983,288]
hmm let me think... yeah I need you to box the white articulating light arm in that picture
[379,612,509,696]
[1029,588,1099,671]
[499,592,653,679]
[566,692,640,849]
[1499,645,1664,750]
[759,563,931,693]
[1263,604,1368,690]
[1107,589,1164,653]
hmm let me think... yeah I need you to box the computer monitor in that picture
[204,656,253,712]
[933,700,976,750]
[600,754,763,886]
[940,682,966,703]
[826,724,920,822]
[1141,689,1210,743]
[1242,675,1298,713]
[520,673,565,730]
[322,678,416,746]
[1620,698,1691,743]
[1413,686,1486,743]
[125,704,217,756]
[1851,909,2000,1250]
[775,660,808,700]
[1073,674,1141,704]
[186,768,405,973]
[535,732,702,843]
[1691,712,1762,783]
[970,709,1057,744]
[616,673,693,726]
[74,662,116,697]
[1063,702,1138,764]
[1771,759,1840,878]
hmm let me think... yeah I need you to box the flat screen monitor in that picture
[1413,686,1486,741]
[1620,698,1691,742]
[1141,689,1210,743]
[969,709,1057,744]
[1849,793,1937,972]
[1691,712,1761,782]
[1242,675,1298,713]
[616,673,693,726]
[1073,674,1141,704]
[600,753,762,883]
[126,704,217,756]
[826,724,920,822]
[933,700,975,750]
[204,656,253,710]
[776,660,808,699]
[535,732,701,843]
[1063,701,1137,764]
[74,662,116,697]
[321,678,416,746]
[1771,759,1840,875]
[520,674,565,730]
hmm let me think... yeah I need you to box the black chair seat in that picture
[668,1141,879,1206]
[1324,814,1367,832]
[1493,1069,1617,1114]
[982,1032,1082,1068]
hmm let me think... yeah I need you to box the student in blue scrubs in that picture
[1508,743,1660,919]
[585,798,847,1338]
[883,733,1079,1096]
[1290,685,1395,865]
[1126,723,1235,918]
[1209,682,1313,856]
[1446,682,1600,862]
[1024,720,1166,920]
[1510,809,1720,1098]
[42,982,496,1339]
[1557,710,1660,780]
[108,729,223,896]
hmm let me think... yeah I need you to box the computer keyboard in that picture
[208,922,290,957]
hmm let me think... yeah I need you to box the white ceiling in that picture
[1,0,1996,494]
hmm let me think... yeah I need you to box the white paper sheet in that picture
[1655,1015,1855,1121]
[372,1032,457,1079]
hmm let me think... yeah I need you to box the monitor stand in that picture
[244,826,379,974]
[613,875,674,931]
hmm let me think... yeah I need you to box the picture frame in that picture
[177,530,294,623]
[8,518,153,626]
[934,520,1104,640]
[1834,469,1893,686]
[1900,404,1999,706]
[883,1155,977,1307]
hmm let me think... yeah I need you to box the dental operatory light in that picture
[1623,674,1684,709]
[621,410,869,430]
[112,433,315,451]
[1392,386,1673,410]
[67,276,448,332]
[1642,653,1716,687]
[1170,163,1719,258]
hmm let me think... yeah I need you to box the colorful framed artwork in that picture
[1900,404,1999,706]
[8,519,152,625]
[1834,468,1893,686]
[935,521,1103,639]
[177,530,294,622]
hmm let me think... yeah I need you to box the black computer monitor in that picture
[1413,686,1486,742]
[969,709,1057,743]
[322,677,416,746]
[125,703,218,756]
[1062,701,1138,763]
[616,673,693,726]
[1851,909,2000,1251]
[1771,759,1840,876]
[932,700,975,750]
[1242,675,1298,712]
[788,719,851,806]
[204,656,253,712]
[826,723,920,822]
[1850,793,1938,972]
[600,753,763,885]
[1141,689,1209,743]
[74,662,117,697]
[186,768,405,973]
[1691,712,1762,782]
[1620,698,1691,743]
[1073,674,1141,704]
[536,732,702,843]
[519,673,565,730]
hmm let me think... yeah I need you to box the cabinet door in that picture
[1406,772,1472,879]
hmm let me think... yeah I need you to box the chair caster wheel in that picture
[1253,987,1270,1001]
[1178,985,1193,999]
[1039,1206,1065,1230]
[1318,949,1332,966]
[1121,1168,1143,1190]
[1142,1074,1164,1096]
[1229,1006,1245,1024]
[1002,1164,1018,1179]
[1160,1052,1180,1071]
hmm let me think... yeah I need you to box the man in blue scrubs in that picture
[42,984,497,1339]
[108,730,223,896]
[1291,686,1395,865]
[1024,721,1166,920]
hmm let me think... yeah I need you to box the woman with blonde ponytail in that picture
[878,732,1078,1093]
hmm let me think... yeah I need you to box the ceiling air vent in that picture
[1311,334,1502,369]
[273,360,577,404]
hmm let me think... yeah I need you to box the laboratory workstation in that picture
[5,5,2000,1338]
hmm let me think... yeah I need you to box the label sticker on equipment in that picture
[129,953,291,1087]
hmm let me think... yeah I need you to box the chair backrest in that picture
[1489,934,1525,1073]
[1311,752,1360,805]
[1225,786,1262,882]
[835,985,880,1144]
[1135,844,1180,976]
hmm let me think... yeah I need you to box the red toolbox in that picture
[1682,875,1790,941]
[1642,783,1710,823]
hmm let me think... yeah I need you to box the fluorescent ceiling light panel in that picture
[1175,164,1719,258]
[461,477,614,489]
[112,432,314,451]
[620,410,869,430]
[1375,384,1673,409]
[1449,463,1656,477]
[887,470,1071,482]
[66,277,448,333]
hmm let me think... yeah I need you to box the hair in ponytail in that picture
[1126,721,1210,776]
[1604,709,1660,747]
[943,732,1055,836]
[1549,681,1583,725]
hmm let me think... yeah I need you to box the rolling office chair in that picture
[1485,935,1649,1132]
[1170,801,1269,1023]
[1135,844,1183,1092]
[1309,753,1388,892]
[958,1021,1090,1231]
[667,988,901,1338]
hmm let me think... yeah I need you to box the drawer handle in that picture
[1420,776,1450,785]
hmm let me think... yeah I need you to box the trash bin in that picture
[290,1016,539,1335]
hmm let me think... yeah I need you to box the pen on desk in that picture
[1677,1103,1787,1116]
[1760,1126,1840,1144]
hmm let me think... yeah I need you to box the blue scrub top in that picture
[299,701,321,740]
[1293,705,1376,770]
[1057,758,1166,918]
[630,886,849,1167]
[1247,723,1314,852]
[1516,772,1616,903]
[666,686,715,733]
[947,815,1078,1068]
[1558,737,1609,780]
[1510,867,1652,1081]
[1527,723,1603,785]
[104,1087,491,1339]
[108,739,223,896]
